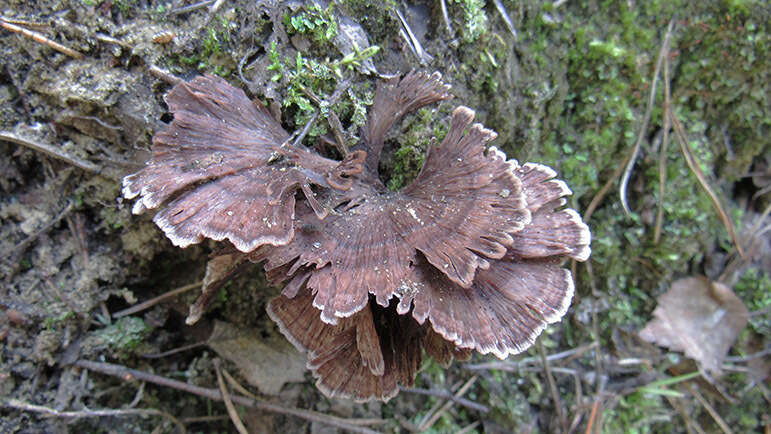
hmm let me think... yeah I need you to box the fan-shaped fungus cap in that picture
[122,71,591,402]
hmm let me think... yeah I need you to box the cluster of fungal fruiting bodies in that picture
[123,71,591,401]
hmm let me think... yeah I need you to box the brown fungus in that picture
[123,71,591,402]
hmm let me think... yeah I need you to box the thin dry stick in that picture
[142,342,208,359]
[221,369,387,427]
[665,395,706,434]
[683,383,732,434]
[670,112,745,257]
[456,421,481,434]
[465,341,599,371]
[439,0,452,33]
[169,0,215,15]
[0,16,47,30]
[395,8,431,64]
[0,131,101,173]
[112,281,202,318]
[147,64,183,85]
[400,386,489,413]
[2,398,185,434]
[214,359,248,434]
[180,415,230,423]
[654,54,673,243]
[10,201,75,255]
[619,18,675,216]
[492,0,518,39]
[419,376,478,432]
[539,340,567,434]
[0,19,84,59]
[585,400,600,434]
[74,359,382,434]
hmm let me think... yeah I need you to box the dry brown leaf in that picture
[207,320,306,395]
[639,276,749,373]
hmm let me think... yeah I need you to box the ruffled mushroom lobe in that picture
[122,75,346,252]
[396,160,591,358]
[267,287,469,402]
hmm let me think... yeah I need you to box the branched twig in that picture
[2,398,185,434]
[619,18,674,216]
[74,359,382,434]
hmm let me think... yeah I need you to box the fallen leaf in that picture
[639,276,749,373]
[207,320,306,395]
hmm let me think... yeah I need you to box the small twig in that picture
[724,346,771,363]
[10,201,75,255]
[585,400,600,434]
[2,398,185,434]
[619,18,674,216]
[492,0,518,39]
[0,16,47,30]
[169,0,215,15]
[465,341,599,371]
[291,79,351,151]
[395,8,432,65]
[0,130,101,173]
[456,421,480,434]
[95,32,132,49]
[221,369,387,427]
[682,382,732,434]
[670,112,744,258]
[112,281,202,319]
[653,54,673,243]
[214,359,248,434]
[141,342,208,359]
[0,19,84,59]
[399,386,489,413]
[74,359,382,434]
[180,415,229,423]
[539,340,567,433]
[418,376,477,432]
[237,48,258,87]
[127,382,145,409]
[439,0,452,34]
[147,64,182,85]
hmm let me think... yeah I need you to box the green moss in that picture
[268,43,378,144]
[286,4,338,44]
[174,16,236,77]
[734,267,771,335]
[452,0,490,43]
[89,317,150,357]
